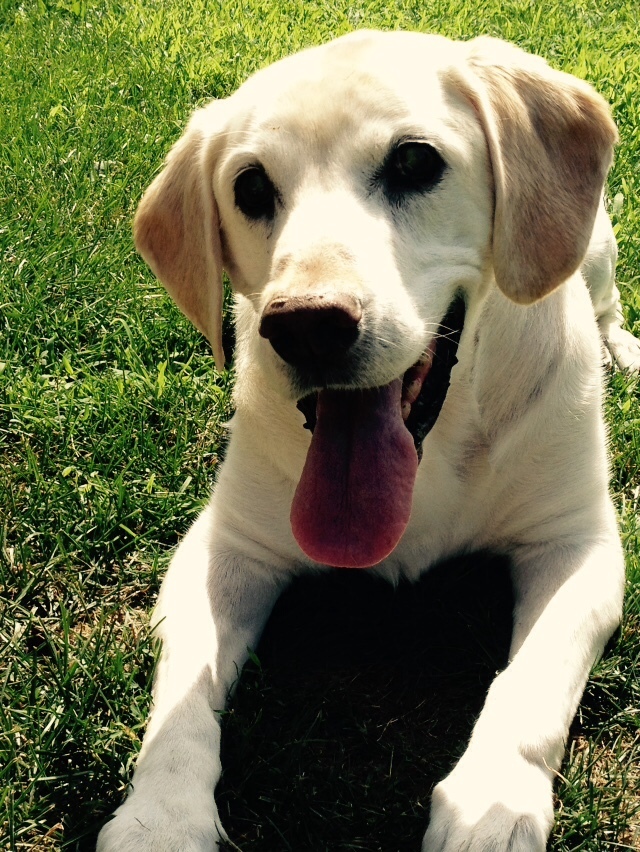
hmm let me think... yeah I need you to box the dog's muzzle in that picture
[289,295,466,455]
[260,293,466,570]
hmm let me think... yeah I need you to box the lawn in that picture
[0,0,638,850]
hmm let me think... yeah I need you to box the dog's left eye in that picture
[234,166,277,220]
[379,141,446,203]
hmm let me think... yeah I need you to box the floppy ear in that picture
[449,37,618,304]
[133,105,227,368]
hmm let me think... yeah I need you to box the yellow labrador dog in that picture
[98,30,638,852]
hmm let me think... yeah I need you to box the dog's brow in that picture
[272,255,292,277]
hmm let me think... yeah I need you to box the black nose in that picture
[259,293,362,367]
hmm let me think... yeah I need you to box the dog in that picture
[97,30,639,852]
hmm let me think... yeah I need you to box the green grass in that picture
[0,0,638,850]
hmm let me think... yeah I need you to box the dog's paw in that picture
[602,324,640,373]
[422,753,553,852]
[96,796,227,852]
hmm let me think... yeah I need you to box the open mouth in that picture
[296,295,465,457]
[291,295,466,569]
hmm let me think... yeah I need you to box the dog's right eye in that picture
[234,166,277,220]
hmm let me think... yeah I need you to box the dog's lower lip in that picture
[296,295,466,453]
[401,341,437,419]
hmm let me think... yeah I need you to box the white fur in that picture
[98,31,634,852]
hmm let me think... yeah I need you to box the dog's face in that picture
[213,33,494,396]
[134,30,616,567]
[135,30,615,381]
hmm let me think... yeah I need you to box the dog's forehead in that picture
[227,31,467,146]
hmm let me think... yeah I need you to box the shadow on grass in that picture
[217,553,514,852]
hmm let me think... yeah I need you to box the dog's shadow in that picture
[217,553,514,852]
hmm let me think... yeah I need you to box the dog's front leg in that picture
[422,533,624,852]
[97,508,284,852]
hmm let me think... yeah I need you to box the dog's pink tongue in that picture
[291,379,418,568]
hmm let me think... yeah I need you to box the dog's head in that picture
[135,31,616,568]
